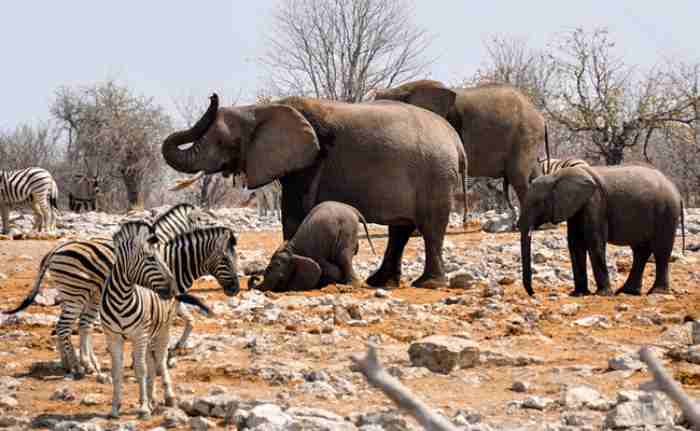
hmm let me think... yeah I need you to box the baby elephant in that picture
[520,164,684,297]
[250,201,376,291]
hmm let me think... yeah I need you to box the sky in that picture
[1,0,699,130]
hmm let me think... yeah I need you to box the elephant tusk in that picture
[169,171,205,191]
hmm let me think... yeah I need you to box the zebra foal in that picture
[0,167,59,233]
[101,222,208,419]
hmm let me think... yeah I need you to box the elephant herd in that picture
[162,80,685,297]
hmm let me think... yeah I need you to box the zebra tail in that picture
[3,248,54,314]
[176,293,212,317]
[544,123,551,168]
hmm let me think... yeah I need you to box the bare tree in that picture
[544,28,696,165]
[264,0,432,102]
[51,81,171,211]
[0,122,61,170]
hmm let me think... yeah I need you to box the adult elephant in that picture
[162,94,466,288]
[374,80,549,223]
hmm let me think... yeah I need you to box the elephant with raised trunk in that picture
[520,164,684,297]
[162,94,466,288]
[374,80,549,224]
[249,201,376,292]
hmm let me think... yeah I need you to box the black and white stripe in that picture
[0,167,57,233]
[540,158,589,176]
[3,218,239,378]
[99,221,179,419]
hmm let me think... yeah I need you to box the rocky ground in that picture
[1,207,700,430]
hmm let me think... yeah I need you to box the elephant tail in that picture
[357,214,376,255]
[681,199,686,255]
[544,123,551,168]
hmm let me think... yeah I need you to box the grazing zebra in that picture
[69,193,96,213]
[0,167,58,233]
[152,202,203,242]
[537,157,590,176]
[255,180,281,219]
[100,221,182,419]
[3,223,239,378]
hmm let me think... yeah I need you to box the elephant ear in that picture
[246,105,320,188]
[408,86,457,118]
[288,255,322,291]
[550,167,598,223]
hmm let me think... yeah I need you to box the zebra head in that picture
[199,227,240,297]
[113,221,177,300]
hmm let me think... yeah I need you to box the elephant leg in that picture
[567,220,590,296]
[366,225,414,288]
[648,238,674,295]
[413,210,449,288]
[317,258,344,287]
[336,248,363,288]
[509,173,529,229]
[585,228,613,296]
[616,244,651,296]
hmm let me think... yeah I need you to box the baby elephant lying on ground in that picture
[520,164,684,296]
[250,201,375,291]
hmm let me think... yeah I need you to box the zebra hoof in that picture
[136,407,152,420]
[96,373,112,384]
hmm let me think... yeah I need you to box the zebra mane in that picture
[153,203,198,242]
[114,221,156,245]
[167,225,236,248]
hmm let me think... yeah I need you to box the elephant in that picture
[373,80,549,224]
[249,201,376,291]
[162,94,466,288]
[520,164,685,297]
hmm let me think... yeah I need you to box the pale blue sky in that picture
[2,1,698,129]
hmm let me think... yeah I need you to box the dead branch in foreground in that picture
[351,343,459,431]
[639,346,700,431]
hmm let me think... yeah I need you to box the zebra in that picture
[99,221,187,419]
[0,167,58,234]
[3,208,239,378]
[255,180,282,219]
[537,157,590,176]
[152,202,205,243]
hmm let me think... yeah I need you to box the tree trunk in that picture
[123,173,145,211]
[604,139,625,165]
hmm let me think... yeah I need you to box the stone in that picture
[511,381,530,393]
[162,408,189,428]
[334,305,352,325]
[354,411,420,431]
[562,385,604,408]
[54,421,104,431]
[0,395,18,409]
[80,393,101,406]
[605,392,676,428]
[574,315,609,327]
[246,404,293,429]
[190,416,215,431]
[479,349,545,367]
[522,396,554,410]
[449,271,481,289]
[408,336,480,374]
[608,352,645,371]
[560,303,580,316]
[51,386,77,402]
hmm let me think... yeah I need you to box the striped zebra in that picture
[0,167,59,233]
[255,180,281,219]
[100,221,183,419]
[537,157,590,176]
[3,207,239,378]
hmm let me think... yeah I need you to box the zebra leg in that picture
[107,333,124,419]
[154,329,176,407]
[168,302,192,367]
[146,345,156,412]
[78,298,101,376]
[57,302,84,378]
[1,204,9,234]
[133,333,152,419]
[31,200,44,232]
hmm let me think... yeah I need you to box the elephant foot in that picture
[569,289,591,297]
[615,284,642,296]
[647,285,672,295]
[412,274,448,289]
[595,287,614,296]
[366,270,401,288]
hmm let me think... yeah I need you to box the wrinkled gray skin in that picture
[249,201,375,291]
[520,164,683,297]
[374,80,549,224]
[162,94,465,288]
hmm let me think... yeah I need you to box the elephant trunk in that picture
[520,217,534,296]
[248,274,275,292]
[162,94,219,174]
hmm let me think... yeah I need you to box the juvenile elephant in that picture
[374,80,549,223]
[249,201,376,291]
[162,94,465,288]
[520,164,684,297]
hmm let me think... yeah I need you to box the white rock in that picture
[574,315,609,327]
[247,404,293,429]
[605,392,676,428]
[562,385,604,408]
[522,396,554,410]
[608,352,646,371]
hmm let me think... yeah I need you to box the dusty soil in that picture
[1,225,699,429]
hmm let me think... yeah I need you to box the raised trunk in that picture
[162,94,219,173]
[520,220,534,296]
